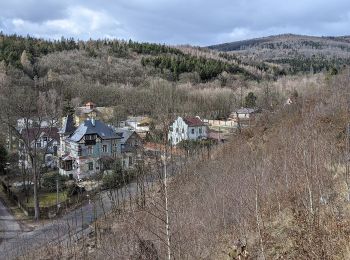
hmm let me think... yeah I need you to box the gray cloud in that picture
[1,0,350,45]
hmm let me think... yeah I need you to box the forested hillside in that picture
[209,34,350,74]
[0,33,285,121]
[2,33,344,123]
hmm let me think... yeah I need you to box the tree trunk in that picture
[32,156,40,220]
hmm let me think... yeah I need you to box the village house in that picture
[168,116,208,146]
[74,102,115,127]
[229,107,260,121]
[58,116,121,180]
[19,127,60,169]
[6,118,58,152]
[115,127,143,168]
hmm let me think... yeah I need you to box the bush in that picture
[102,160,134,189]
[66,183,86,197]
[42,172,69,192]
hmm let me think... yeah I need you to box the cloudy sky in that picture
[1,0,350,46]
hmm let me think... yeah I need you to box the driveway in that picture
[0,199,21,241]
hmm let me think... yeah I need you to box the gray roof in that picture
[115,128,135,145]
[236,107,259,114]
[69,119,120,142]
[59,115,76,135]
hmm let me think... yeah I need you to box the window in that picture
[199,128,202,134]
[176,127,179,133]
[191,129,195,134]
[85,134,96,140]
[88,162,94,171]
[88,146,93,155]
[102,144,108,153]
[78,146,82,156]
[182,128,184,134]
[43,136,48,142]
[129,156,133,166]
[85,134,97,145]
[36,142,41,148]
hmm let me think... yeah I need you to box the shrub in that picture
[102,160,134,189]
[66,183,86,197]
[42,172,68,192]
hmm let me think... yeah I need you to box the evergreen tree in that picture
[245,92,257,107]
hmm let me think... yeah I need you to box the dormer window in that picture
[85,134,97,145]
[85,134,97,140]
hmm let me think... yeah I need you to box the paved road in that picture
[0,182,141,259]
[0,199,21,241]
[0,159,182,259]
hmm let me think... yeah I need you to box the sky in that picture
[1,0,350,46]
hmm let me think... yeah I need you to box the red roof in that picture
[183,117,204,127]
[21,127,60,144]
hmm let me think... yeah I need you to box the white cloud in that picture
[4,6,128,40]
[2,0,350,45]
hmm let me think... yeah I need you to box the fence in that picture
[1,179,76,219]
[203,119,237,127]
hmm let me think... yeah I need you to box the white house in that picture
[168,116,207,146]
[19,127,60,169]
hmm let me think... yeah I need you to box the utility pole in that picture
[56,172,59,210]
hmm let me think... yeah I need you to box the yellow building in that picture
[74,102,115,126]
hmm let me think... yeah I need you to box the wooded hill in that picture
[0,33,346,122]
[0,33,287,121]
[208,34,350,74]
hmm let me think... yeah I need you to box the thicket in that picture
[269,56,349,74]
[0,33,78,69]
[141,53,259,81]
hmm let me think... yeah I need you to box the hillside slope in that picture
[20,69,350,259]
[208,34,350,74]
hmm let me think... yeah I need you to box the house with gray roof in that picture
[229,107,261,121]
[58,117,122,179]
[115,127,143,168]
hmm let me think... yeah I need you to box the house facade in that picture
[19,127,60,169]
[168,116,207,146]
[229,108,260,121]
[58,117,121,179]
[116,128,143,168]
